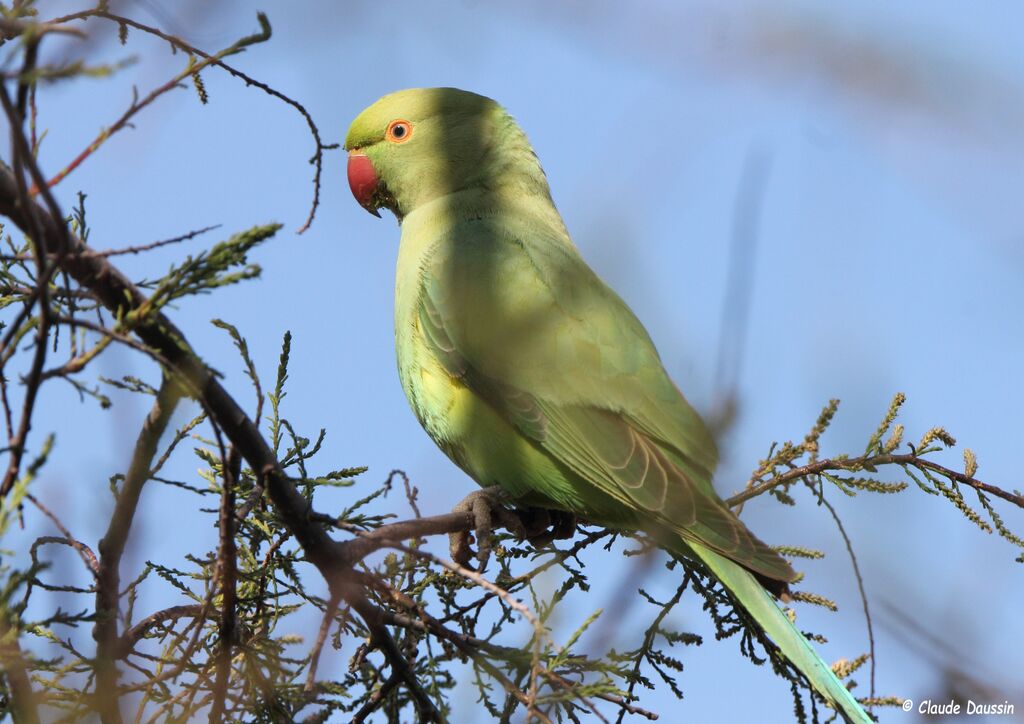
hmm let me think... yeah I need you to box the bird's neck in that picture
[400,182,567,243]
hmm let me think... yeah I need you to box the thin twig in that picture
[728,453,1024,510]
[117,605,211,658]
[390,542,539,629]
[116,598,216,694]
[615,574,691,724]
[32,15,272,199]
[350,672,403,723]
[1,367,14,442]
[348,594,441,722]
[90,225,221,257]
[44,9,336,233]
[27,494,98,575]
[0,79,53,498]
[547,670,657,722]
[806,478,876,707]
[305,590,342,694]
[94,376,182,724]
[0,15,86,39]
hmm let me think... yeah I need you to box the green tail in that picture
[689,541,872,724]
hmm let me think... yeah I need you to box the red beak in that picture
[347,151,381,217]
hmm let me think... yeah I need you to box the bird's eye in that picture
[386,119,413,143]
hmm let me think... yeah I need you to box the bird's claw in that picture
[449,487,578,571]
[516,508,578,547]
[449,486,513,572]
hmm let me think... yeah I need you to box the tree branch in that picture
[210,445,241,723]
[348,594,442,722]
[116,605,211,658]
[0,615,39,724]
[728,452,1024,509]
[335,511,475,565]
[0,80,53,499]
[0,153,343,571]
[93,376,182,724]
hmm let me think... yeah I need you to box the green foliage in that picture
[734,394,1024,563]
[0,434,51,537]
[140,224,279,314]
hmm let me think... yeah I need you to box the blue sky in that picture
[7,1,1024,721]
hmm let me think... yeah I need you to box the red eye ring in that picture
[386,119,413,143]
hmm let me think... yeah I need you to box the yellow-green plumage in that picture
[345,87,870,723]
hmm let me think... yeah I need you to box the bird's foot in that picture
[449,488,579,571]
[515,508,578,547]
[449,486,518,572]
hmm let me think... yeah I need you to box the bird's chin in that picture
[372,187,402,222]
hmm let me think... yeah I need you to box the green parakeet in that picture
[345,87,870,723]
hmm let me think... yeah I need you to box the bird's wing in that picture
[418,219,793,582]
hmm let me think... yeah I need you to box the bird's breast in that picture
[396,313,465,435]
[393,251,476,452]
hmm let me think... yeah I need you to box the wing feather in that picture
[417,220,794,582]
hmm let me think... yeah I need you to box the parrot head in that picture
[345,87,549,221]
